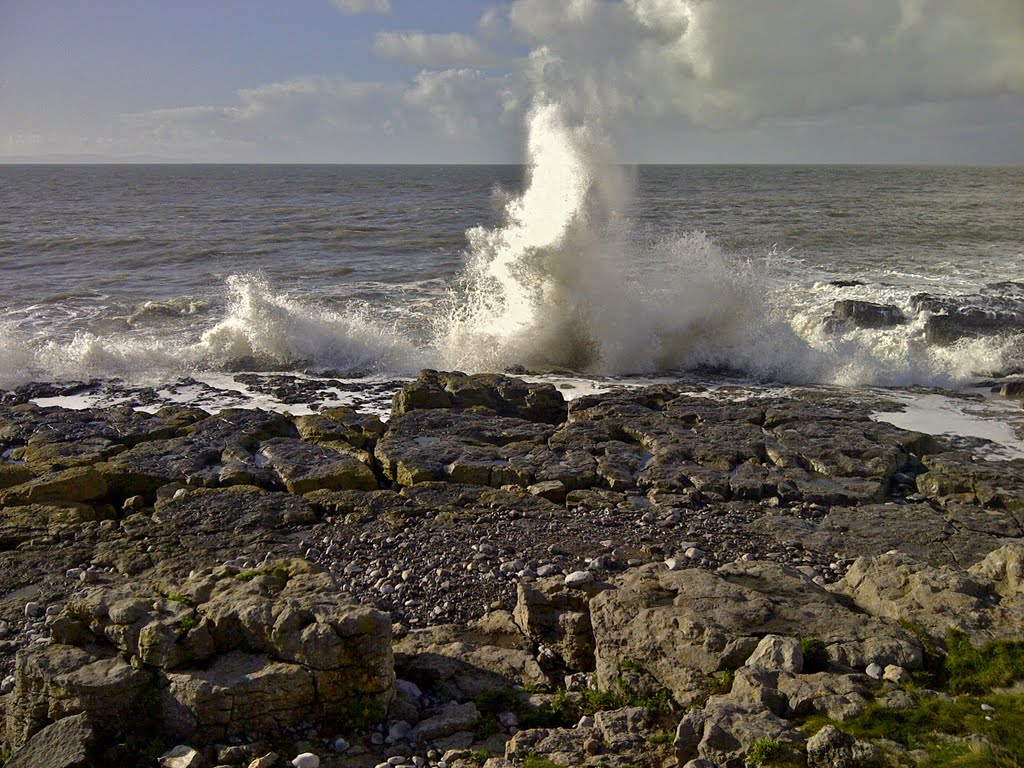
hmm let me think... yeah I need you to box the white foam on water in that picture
[872,391,1024,460]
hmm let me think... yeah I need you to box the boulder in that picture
[806,724,882,768]
[256,437,378,493]
[589,562,922,704]
[825,300,906,331]
[839,547,1024,646]
[5,645,154,749]
[391,370,566,425]
[513,577,600,671]
[3,713,95,768]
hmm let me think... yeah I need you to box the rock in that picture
[825,300,905,331]
[395,618,546,701]
[257,438,377,494]
[409,701,480,742]
[589,561,922,704]
[697,699,804,767]
[159,745,208,768]
[806,724,882,768]
[999,381,1024,399]
[839,549,1024,646]
[745,635,804,674]
[5,645,154,750]
[0,465,108,506]
[3,713,95,768]
[247,755,280,768]
[391,370,566,425]
[865,663,883,680]
[290,754,320,768]
[883,665,911,685]
[528,480,567,503]
[776,672,870,721]
[514,578,597,671]
[564,570,595,587]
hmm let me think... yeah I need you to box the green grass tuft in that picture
[944,629,1024,695]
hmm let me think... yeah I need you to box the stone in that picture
[5,645,154,750]
[159,745,208,768]
[826,300,905,330]
[865,663,883,680]
[0,465,108,506]
[564,570,595,587]
[290,755,320,768]
[806,724,882,768]
[882,665,911,685]
[745,635,804,673]
[839,549,1024,646]
[258,438,377,494]
[409,702,481,742]
[589,562,922,704]
[514,578,597,671]
[247,755,280,768]
[3,713,94,768]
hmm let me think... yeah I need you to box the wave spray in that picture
[438,100,790,376]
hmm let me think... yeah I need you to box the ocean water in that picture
[2,121,1024,456]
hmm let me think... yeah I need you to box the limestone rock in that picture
[745,635,803,673]
[3,713,95,768]
[5,645,153,750]
[589,561,922,703]
[838,549,1024,645]
[391,370,566,425]
[806,724,882,768]
[513,578,598,672]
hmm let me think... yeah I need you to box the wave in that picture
[0,275,427,389]
[431,101,1023,387]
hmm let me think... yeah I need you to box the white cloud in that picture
[329,0,391,15]
[375,31,498,68]
[123,71,519,162]
[503,0,1024,128]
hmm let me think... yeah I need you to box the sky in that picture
[1,0,1022,164]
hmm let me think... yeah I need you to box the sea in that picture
[1,160,1023,456]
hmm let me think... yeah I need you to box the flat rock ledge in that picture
[0,370,1022,766]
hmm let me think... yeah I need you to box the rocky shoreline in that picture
[1,370,1023,767]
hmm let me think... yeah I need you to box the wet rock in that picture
[825,300,906,331]
[391,370,566,425]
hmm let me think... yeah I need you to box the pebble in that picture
[685,547,707,559]
[0,675,14,695]
[664,557,683,571]
[536,564,560,577]
[865,663,883,679]
[291,754,320,768]
[564,570,595,587]
[66,567,84,580]
[387,720,412,742]
[24,602,43,619]
[577,715,594,728]
[981,703,995,712]
[387,757,406,766]
[330,737,350,753]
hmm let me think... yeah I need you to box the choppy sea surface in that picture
[1,163,1023,455]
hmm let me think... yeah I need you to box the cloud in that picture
[501,0,1024,128]
[124,71,519,162]
[375,31,499,68]
[329,0,391,15]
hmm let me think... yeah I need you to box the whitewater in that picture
[1,111,1023,455]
